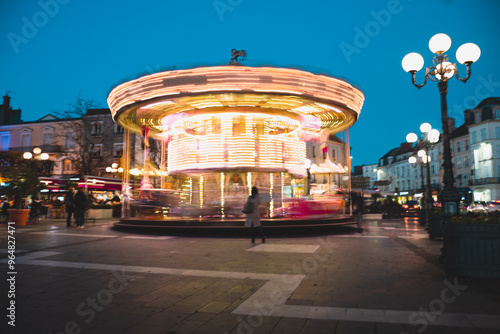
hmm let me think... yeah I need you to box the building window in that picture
[113,144,123,158]
[457,141,461,152]
[483,166,489,178]
[476,112,481,123]
[495,109,500,119]
[20,133,31,149]
[90,121,103,135]
[464,156,469,167]
[471,132,477,144]
[114,123,124,134]
[457,157,462,168]
[0,132,10,151]
[65,131,76,149]
[90,144,103,157]
[496,127,500,139]
[465,140,469,150]
[312,146,316,158]
[431,164,436,174]
[43,133,53,146]
[332,149,336,162]
[62,159,74,173]
[481,128,486,141]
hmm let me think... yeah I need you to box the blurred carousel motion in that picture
[107,63,364,225]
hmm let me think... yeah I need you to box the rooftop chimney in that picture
[448,117,456,132]
[3,94,10,110]
[463,109,471,125]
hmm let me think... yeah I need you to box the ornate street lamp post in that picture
[407,123,440,217]
[23,147,51,176]
[402,33,480,215]
[408,137,437,228]
[105,163,123,178]
[23,147,49,161]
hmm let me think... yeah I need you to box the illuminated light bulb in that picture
[435,62,455,80]
[402,53,424,72]
[406,133,418,143]
[428,129,440,143]
[420,123,431,133]
[429,33,451,54]
[456,43,481,64]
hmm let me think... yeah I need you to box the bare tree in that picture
[55,93,114,176]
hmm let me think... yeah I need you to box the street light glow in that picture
[428,129,440,143]
[406,133,418,143]
[428,33,452,54]
[420,123,431,133]
[456,43,481,64]
[402,53,424,73]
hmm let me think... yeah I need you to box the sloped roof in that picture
[450,123,468,139]
[475,97,500,109]
[37,114,59,121]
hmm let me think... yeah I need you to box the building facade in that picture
[306,133,350,194]
[372,97,500,204]
[0,95,124,179]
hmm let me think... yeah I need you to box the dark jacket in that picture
[74,191,88,212]
[65,192,75,213]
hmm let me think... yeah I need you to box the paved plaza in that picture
[2,215,500,334]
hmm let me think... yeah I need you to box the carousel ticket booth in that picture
[107,65,364,223]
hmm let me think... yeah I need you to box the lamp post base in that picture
[438,188,460,215]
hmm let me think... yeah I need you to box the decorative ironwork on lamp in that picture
[402,33,480,215]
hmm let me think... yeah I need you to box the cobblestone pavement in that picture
[1,215,500,334]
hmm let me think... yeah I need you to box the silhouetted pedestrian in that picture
[244,186,265,244]
[74,188,88,228]
[65,187,75,227]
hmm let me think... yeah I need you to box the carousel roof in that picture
[107,66,364,136]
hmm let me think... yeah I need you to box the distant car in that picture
[403,200,420,214]
[467,202,488,213]
[485,201,500,213]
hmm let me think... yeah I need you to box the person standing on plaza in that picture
[110,192,121,218]
[65,187,75,227]
[74,188,88,228]
[244,186,265,244]
[1,196,10,223]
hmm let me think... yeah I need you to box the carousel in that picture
[107,55,364,227]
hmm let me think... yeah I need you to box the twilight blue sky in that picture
[1,0,500,165]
